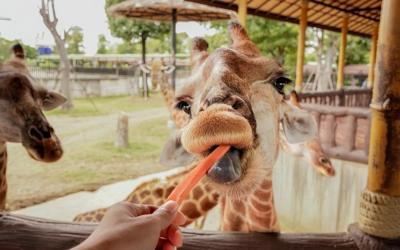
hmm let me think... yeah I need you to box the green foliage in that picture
[146,32,192,54]
[246,15,298,66]
[202,17,298,67]
[97,34,110,54]
[203,21,230,51]
[0,38,37,61]
[106,0,171,59]
[66,27,85,54]
[345,35,371,65]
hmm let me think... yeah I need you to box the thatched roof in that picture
[107,0,237,22]
[187,0,381,37]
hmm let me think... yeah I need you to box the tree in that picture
[246,15,298,66]
[203,16,298,67]
[97,34,110,54]
[106,0,171,64]
[66,27,85,54]
[345,35,371,65]
[39,0,73,110]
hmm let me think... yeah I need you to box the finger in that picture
[163,241,176,250]
[152,201,179,229]
[156,238,167,249]
[172,211,186,226]
[167,224,183,247]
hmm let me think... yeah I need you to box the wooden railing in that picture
[300,103,371,164]
[292,88,372,107]
[2,211,397,250]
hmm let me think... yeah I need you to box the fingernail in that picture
[162,200,178,212]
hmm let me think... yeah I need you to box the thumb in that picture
[152,200,179,229]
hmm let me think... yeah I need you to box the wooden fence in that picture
[1,212,397,249]
[300,103,370,164]
[292,88,372,107]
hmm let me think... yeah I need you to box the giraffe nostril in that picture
[28,126,43,142]
[319,157,327,164]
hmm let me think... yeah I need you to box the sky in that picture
[0,0,214,55]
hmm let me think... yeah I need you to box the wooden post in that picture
[171,8,177,90]
[359,0,400,239]
[238,0,247,28]
[343,115,356,152]
[367,23,379,88]
[115,112,129,148]
[295,0,308,92]
[325,115,336,148]
[336,13,348,90]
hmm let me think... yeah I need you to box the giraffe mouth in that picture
[206,147,242,184]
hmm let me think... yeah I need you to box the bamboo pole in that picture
[336,13,348,90]
[367,23,379,88]
[238,0,247,28]
[359,0,400,239]
[295,0,308,92]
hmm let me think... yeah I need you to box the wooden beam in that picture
[238,0,247,28]
[367,0,400,196]
[336,13,349,90]
[359,0,400,239]
[295,0,308,92]
[2,212,400,250]
[367,23,379,88]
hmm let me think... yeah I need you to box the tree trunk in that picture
[141,37,149,98]
[55,37,73,110]
[39,0,73,110]
[141,37,146,64]
[313,29,324,91]
[319,32,339,91]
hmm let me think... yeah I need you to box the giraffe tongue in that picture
[206,147,241,184]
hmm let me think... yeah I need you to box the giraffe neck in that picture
[219,170,279,232]
[123,166,219,226]
[0,141,7,209]
[160,74,188,129]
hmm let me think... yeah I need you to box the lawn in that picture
[44,90,166,116]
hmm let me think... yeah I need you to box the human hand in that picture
[72,201,186,250]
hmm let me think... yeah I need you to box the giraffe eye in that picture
[273,77,291,94]
[176,101,191,115]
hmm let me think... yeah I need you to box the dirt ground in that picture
[6,106,172,211]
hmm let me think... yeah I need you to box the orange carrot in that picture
[167,145,231,205]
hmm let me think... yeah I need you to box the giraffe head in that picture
[0,44,65,162]
[279,90,335,177]
[160,21,317,199]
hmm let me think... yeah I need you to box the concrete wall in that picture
[39,76,139,98]
[39,76,190,98]
[274,151,368,233]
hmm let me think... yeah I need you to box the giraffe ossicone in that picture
[0,43,65,209]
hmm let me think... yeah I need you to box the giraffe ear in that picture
[42,91,66,111]
[280,101,317,144]
[159,129,196,167]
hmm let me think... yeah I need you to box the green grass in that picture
[74,116,173,164]
[44,91,165,117]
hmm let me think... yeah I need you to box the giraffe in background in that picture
[0,44,65,209]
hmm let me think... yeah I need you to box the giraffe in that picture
[141,58,188,129]
[73,45,334,226]
[280,90,335,176]
[0,44,66,209]
[158,20,318,232]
